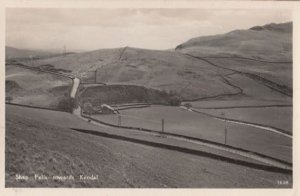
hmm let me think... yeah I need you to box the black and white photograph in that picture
[4,5,295,189]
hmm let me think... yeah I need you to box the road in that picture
[7,62,81,112]
[7,62,292,171]
[77,112,292,170]
[70,77,80,98]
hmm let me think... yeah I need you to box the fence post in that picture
[118,115,121,126]
[162,118,164,133]
[221,112,228,145]
[225,126,227,145]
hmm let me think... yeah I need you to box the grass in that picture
[225,74,290,101]
[177,22,292,62]
[197,107,292,132]
[188,98,291,109]
[26,47,238,100]
[93,106,292,162]
[5,64,72,111]
[205,57,292,89]
[5,105,293,187]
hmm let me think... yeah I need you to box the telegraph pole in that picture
[221,112,228,145]
[118,115,121,126]
[29,55,33,66]
[63,45,66,57]
[162,118,164,133]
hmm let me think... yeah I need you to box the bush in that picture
[184,102,192,109]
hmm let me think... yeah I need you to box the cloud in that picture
[6,8,292,50]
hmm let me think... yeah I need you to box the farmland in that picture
[5,64,72,111]
[204,57,292,90]
[6,104,293,187]
[92,106,292,162]
[195,107,292,132]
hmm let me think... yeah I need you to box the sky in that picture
[6,8,292,51]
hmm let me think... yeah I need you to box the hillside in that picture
[5,64,72,111]
[5,105,292,187]
[175,22,292,62]
[10,22,293,103]
[23,47,239,100]
[5,46,62,60]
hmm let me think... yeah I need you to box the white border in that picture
[0,1,299,195]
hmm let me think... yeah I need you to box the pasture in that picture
[197,107,292,132]
[93,106,292,162]
[6,64,72,110]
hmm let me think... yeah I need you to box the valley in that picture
[5,22,293,188]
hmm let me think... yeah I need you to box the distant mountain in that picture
[5,46,64,60]
[175,22,292,62]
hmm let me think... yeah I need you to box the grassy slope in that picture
[27,47,237,100]
[205,57,292,90]
[5,65,72,110]
[176,22,292,62]
[93,106,292,162]
[6,46,59,60]
[196,107,292,132]
[5,105,292,187]
[7,104,276,165]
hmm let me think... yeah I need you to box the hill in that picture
[5,105,292,187]
[6,46,64,60]
[5,64,72,111]
[175,22,292,62]
[22,47,239,100]
[11,22,293,103]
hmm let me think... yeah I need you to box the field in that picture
[92,106,292,162]
[205,57,292,90]
[196,107,292,132]
[7,104,273,165]
[7,104,293,188]
[25,47,240,100]
[6,64,72,110]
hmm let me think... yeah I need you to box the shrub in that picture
[184,102,192,109]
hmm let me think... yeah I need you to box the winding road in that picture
[7,61,293,172]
